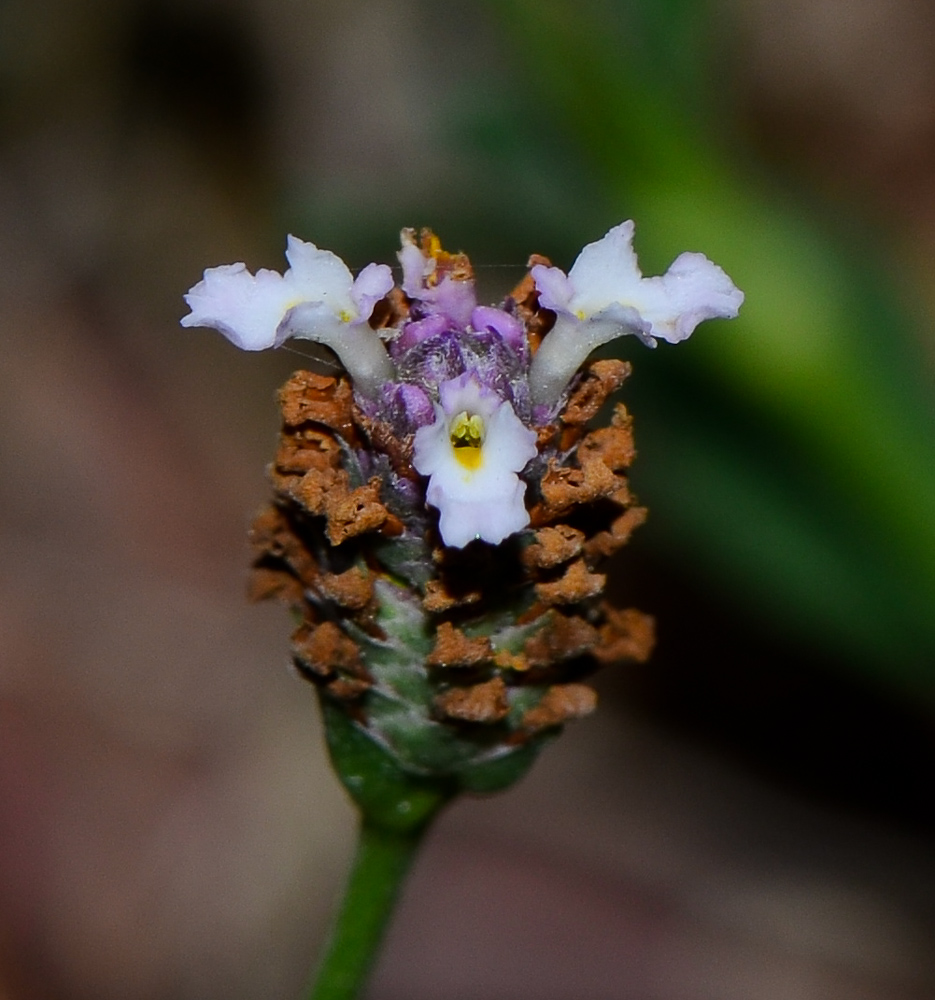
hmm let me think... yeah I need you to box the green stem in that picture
[307,820,429,1000]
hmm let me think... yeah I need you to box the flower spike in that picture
[181,236,395,398]
[528,221,743,407]
[185,221,744,1000]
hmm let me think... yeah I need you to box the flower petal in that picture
[428,477,530,549]
[471,306,525,350]
[399,234,433,298]
[282,235,357,315]
[413,376,538,548]
[181,263,295,351]
[529,263,575,315]
[564,220,643,316]
[634,251,744,344]
[351,261,395,321]
[437,372,502,423]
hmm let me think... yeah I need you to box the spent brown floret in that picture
[435,677,509,724]
[422,578,483,613]
[520,684,598,732]
[532,457,623,523]
[523,611,601,667]
[577,405,636,470]
[583,506,648,562]
[316,566,374,610]
[534,558,606,605]
[427,622,493,668]
[593,606,656,664]
[560,359,631,427]
[522,525,585,569]
[279,371,355,435]
[292,621,365,677]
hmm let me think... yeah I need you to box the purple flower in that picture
[394,313,453,353]
[412,374,538,548]
[399,229,477,329]
[470,306,525,352]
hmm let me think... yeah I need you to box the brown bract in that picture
[292,621,365,678]
[522,525,585,569]
[279,371,355,436]
[560,359,631,427]
[523,611,601,668]
[427,622,493,668]
[594,606,656,665]
[507,254,554,353]
[435,677,509,724]
[422,578,483,613]
[534,559,606,605]
[251,347,655,756]
[317,566,374,610]
[520,684,598,733]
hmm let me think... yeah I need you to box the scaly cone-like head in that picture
[184,224,741,820]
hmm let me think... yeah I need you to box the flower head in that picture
[198,222,740,802]
[528,221,743,406]
[412,374,538,548]
[183,222,740,552]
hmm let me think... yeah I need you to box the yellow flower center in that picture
[449,411,485,470]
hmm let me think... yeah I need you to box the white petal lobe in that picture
[529,220,742,405]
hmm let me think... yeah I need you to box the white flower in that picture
[181,236,395,397]
[528,221,743,406]
[413,374,538,548]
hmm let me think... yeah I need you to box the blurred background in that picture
[2,0,935,997]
